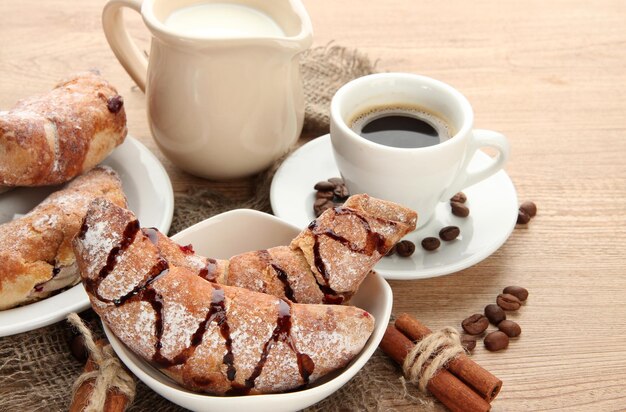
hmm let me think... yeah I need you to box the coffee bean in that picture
[386,244,397,256]
[450,201,470,217]
[484,331,509,351]
[484,304,506,325]
[439,226,460,241]
[517,209,531,224]
[328,177,344,185]
[315,190,334,199]
[461,335,476,352]
[450,192,467,203]
[395,240,416,257]
[520,201,537,217]
[314,199,334,217]
[326,201,339,209]
[106,95,124,113]
[333,184,350,199]
[497,293,522,311]
[314,198,329,208]
[498,320,522,337]
[314,181,336,191]
[421,237,441,251]
[503,285,529,301]
[461,314,489,335]
[69,335,88,363]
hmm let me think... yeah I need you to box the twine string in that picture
[67,313,136,412]
[401,327,466,393]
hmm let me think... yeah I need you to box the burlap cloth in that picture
[0,45,441,412]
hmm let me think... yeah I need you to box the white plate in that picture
[270,134,518,280]
[0,136,173,337]
[104,209,392,412]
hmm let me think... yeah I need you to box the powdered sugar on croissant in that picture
[73,200,375,395]
[0,167,127,310]
[0,71,127,187]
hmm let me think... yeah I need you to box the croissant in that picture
[0,167,127,310]
[78,194,416,304]
[0,71,127,187]
[73,203,375,395]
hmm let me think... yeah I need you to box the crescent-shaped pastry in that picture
[77,194,416,304]
[0,167,127,310]
[73,204,375,395]
[0,71,127,187]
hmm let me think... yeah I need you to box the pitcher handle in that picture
[102,0,148,91]
[441,129,510,200]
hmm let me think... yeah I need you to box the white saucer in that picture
[104,209,391,412]
[270,134,518,280]
[0,136,174,337]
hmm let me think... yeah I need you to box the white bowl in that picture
[104,209,392,412]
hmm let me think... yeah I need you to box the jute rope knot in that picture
[401,326,466,393]
[67,313,136,412]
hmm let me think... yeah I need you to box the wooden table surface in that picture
[1,0,625,410]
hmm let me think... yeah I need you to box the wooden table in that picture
[1,0,625,410]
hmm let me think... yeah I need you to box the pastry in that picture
[0,71,127,187]
[73,202,376,395]
[78,194,417,304]
[0,167,127,310]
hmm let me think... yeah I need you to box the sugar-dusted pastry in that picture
[290,194,417,300]
[80,194,416,305]
[0,167,127,310]
[73,205,375,395]
[0,71,127,187]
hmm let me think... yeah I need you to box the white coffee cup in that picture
[103,0,312,179]
[330,73,510,228]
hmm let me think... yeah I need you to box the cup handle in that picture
[441,129,510,200]
[102,0,148,92]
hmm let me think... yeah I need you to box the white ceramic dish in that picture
[104,209,392,412]
[0,136,173,337]
[270,135,518,280]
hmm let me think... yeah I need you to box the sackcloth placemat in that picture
[0,45,440,412]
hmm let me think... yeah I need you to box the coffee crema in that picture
[349,104,454,148]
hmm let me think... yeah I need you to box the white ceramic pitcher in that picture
[103,0,313,179]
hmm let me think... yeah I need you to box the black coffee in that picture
[350,105,452,148]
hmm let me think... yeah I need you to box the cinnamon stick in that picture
[69,339,130,412]
[380,326,491,412]
[395,313,503,402]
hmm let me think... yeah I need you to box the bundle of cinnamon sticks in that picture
[380,313,502,412]
[69,339,132,412]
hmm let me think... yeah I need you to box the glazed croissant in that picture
[0,71,127,187]
[73,203,376,395]
[78,194,417,304]
[0,167,127,310]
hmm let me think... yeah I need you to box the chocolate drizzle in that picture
[271,264,296,302]
[244,300,291,387]
[307,207,389,303]
[111,263,168,306]
[81,219,141,302]
[229,299,313,394]
[150,286,228,368]
[260,250,298,303]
